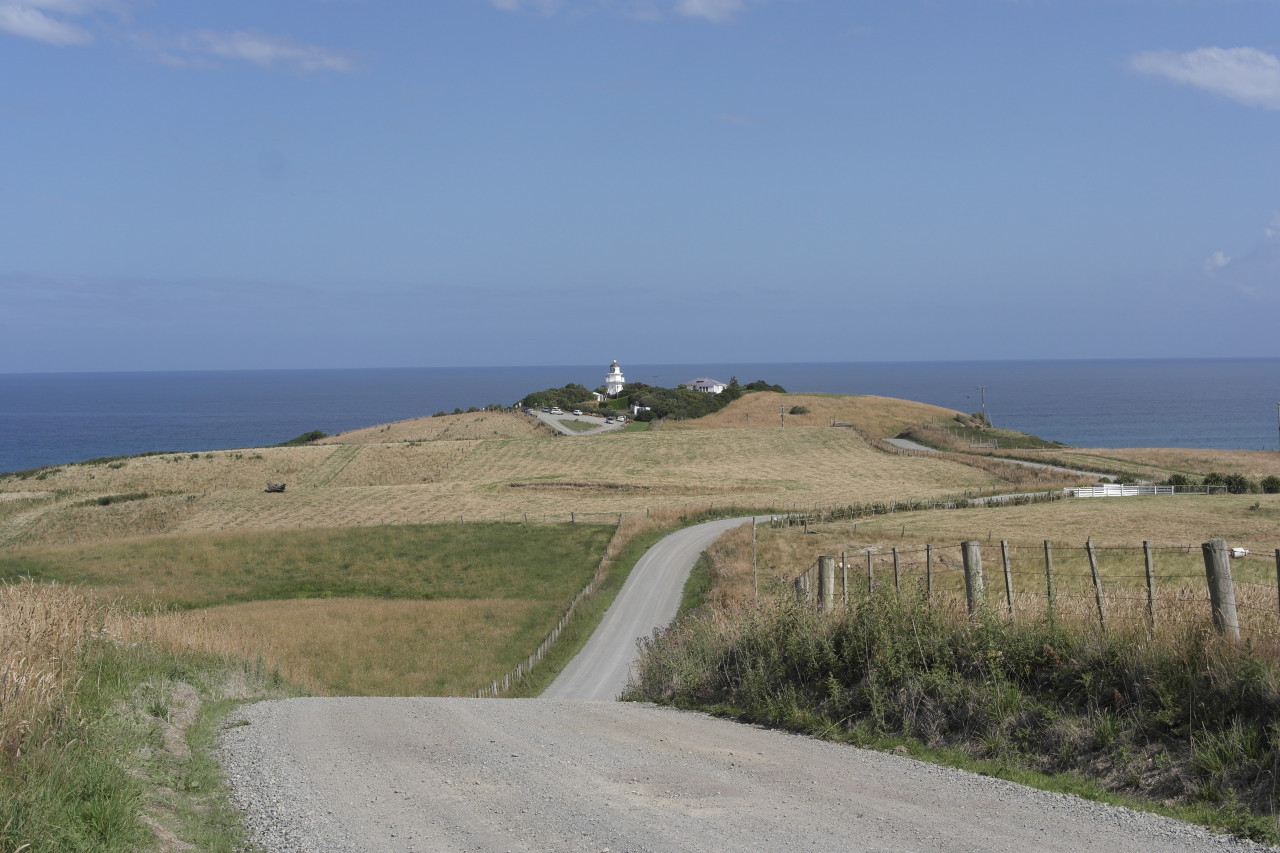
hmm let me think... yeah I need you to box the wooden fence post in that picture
[841,551,848,610]
[1086,540,1106,631]
[1043,540,1055,629]
[1202,539,1240,639]
[892,547,901,595]
[961,541,985,616]
[1143,541,1156,630]
[867,550,874,594]
[1275,548,1280,624]
[1001,540,1015,621]
[925,544,933,602]
[818,556,836,612]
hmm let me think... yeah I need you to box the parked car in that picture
[572,409,583,416]
[605,418,614,424]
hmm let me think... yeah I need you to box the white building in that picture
[680,377,727,394]
[605,360,626,396]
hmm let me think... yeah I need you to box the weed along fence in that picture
[793,540,1280,642]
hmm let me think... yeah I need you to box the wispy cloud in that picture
[1205,214,1280,299]
[165,29,358,73]
[0,2,356,74]
[674,0,746,23]
[1131,46,1280,110]
[483,0,766,23]
[0,0,110,46]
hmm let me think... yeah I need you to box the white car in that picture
[572,409,582,416]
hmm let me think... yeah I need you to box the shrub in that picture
[1261,476,1280,494]
[275,430,329,447]
[789,406,809,415]
[1223,473,1256,494]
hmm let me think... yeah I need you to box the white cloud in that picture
[1131,46,1280,110]
[1204,213,1280,299]
[483,0,762,22]
[174,29,357,73]
[674,0,744,22]
[0,2,94,45]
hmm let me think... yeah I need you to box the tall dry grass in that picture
[0,582,99,757]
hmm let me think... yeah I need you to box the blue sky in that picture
[3,0,1279,372]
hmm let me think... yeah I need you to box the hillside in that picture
[0,396,1022,546]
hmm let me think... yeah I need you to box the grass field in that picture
[0,522,613,696]
[8,389,1280,849]
[0,409,1016,546]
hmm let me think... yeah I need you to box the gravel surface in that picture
[220,698,1273,853]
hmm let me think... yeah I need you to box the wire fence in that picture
[791,539,1280,643]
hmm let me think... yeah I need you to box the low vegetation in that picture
[0,582,290,853]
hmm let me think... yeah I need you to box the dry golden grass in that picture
[0,582,100,756]
[802,494,1280,553]
[320,410,548,444]
[1037,447,1280,480]
[0,445,333,497]
[668,391,961,440]
[164,428,995,535]
[742,493,1280,645]
[169,598,544,696]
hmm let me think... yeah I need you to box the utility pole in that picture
[780,404,786,428]
[975,385,989,427]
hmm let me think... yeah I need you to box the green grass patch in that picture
[0,522,615,608]
[558,419,598,432]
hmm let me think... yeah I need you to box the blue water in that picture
[2,359,1278,474]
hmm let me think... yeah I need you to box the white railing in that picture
[1067,484,1175,498]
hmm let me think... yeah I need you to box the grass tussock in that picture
[0,581,288,852]
[625,593,1280,843]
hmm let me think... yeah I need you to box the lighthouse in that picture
[605,360,625,396]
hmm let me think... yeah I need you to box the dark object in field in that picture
[265,482,286,493]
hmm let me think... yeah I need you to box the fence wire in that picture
[792,540,1280,643]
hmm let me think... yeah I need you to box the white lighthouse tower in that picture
[605,360,625,396]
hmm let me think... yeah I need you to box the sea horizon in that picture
[3,357,1279,474]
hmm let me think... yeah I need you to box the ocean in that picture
[2,358,1278,474]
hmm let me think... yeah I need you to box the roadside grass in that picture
[0,582,291,853]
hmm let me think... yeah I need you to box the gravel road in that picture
[219,518,1276,853]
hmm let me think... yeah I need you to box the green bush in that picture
[789,406,809,415]
[1261,476,1280,494]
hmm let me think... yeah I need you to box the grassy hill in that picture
[7,390,1280,850]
